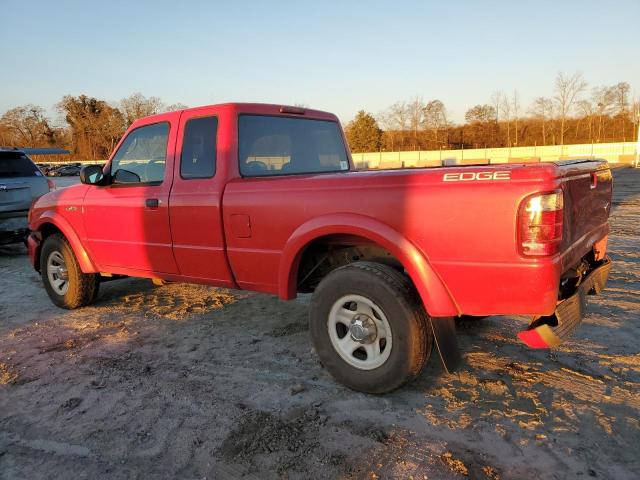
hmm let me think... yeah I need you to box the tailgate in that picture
[0,182,32,213]
[556,159,612,266]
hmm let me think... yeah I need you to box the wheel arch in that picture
[33,212,98,273]
[278,213,460,317]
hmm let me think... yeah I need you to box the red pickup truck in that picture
[27,103,612,393]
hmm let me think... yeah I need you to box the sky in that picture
[1,0,639,125]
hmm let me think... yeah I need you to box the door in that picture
[168,108,235,286]
[83,119,179,274]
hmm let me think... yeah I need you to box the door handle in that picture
[145,198,159,209]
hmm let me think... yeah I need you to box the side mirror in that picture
[80,165,105,185]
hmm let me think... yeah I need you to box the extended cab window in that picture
[110,122,169,184]
[238,115,349,177]
[181,116,217,179]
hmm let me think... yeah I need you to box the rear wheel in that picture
[309,261,432,394]
[40,234,98,309]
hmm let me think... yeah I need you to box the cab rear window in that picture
[238,115,349,177]
[0,152,39,178]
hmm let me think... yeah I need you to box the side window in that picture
[180,116,217,179]
[110,122,169,184]
[238,115,349,177]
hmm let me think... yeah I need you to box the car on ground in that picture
[36,163,52,175]
[26,103,613,393]
[1,149,55,245]
[47,165,81,177]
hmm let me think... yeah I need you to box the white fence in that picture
[351,142,638,169]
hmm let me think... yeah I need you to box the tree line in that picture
[0,93,186,159]
[346,72,639,153]
[1,72,638,158]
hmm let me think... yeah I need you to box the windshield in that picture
[238,115,350,177]
[0,152,39,178]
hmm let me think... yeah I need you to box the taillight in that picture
[47,179,56,191]
[518,190,563,256]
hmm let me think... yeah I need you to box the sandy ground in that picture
[0,169,638,480]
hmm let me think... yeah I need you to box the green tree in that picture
[345,110,382,153]
[57,95,126,159]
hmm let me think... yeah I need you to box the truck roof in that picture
[135,103,339,126]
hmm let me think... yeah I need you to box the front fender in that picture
[32,211,98,273]
[278,213,460,317]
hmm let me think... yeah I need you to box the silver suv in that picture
[1,149,54,245]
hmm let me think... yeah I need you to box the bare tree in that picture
[490,91,502,145]
[0,105,56,147]
[423,100,449,147]
[613,82,631,116]
[376,111,396,151]
[512,90,521,146]
[120,93,164,127]
[164,103,189,112]
[381,101,410,150]
[577,99,596,141]
[612,82,631,139]
[529,97,554,145]
[591,86,616,141]
[554,72,587,145]
[496,91,512,146]
[406,96,425,149]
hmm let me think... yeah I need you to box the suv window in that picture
[238,115,349,177]
[110,122,169,184]
[0,152,40,178]
[181,116,217,179]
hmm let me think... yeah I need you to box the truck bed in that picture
[222,159,612,317]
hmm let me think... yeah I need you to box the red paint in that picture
[517,329,549,348]
[28,103,612,319]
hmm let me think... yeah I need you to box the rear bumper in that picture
[517,256,611,348]
[0,214,29,245]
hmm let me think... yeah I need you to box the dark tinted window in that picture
[238,116,349,177]
[111,122,169,184]
[0,152,40,178]
[181,116,217,179]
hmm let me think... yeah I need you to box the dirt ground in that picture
[1,168,638,480]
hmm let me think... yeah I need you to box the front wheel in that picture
[40,233,98,309]
[309,262,432,394]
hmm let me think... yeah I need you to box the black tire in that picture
[91,277,101,302]
[309,261,432,394]
[40,233,98,309]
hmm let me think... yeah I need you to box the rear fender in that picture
[32,211,98,273]
[278,213,460,317]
